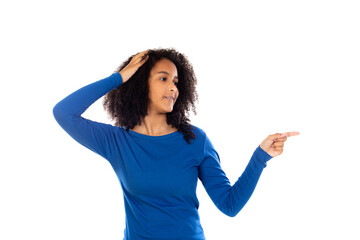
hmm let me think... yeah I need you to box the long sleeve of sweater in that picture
[198,133,273,217]
[52,72,123,162]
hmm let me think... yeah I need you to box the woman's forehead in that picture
[151,58,178,75]
[152,58,177,70]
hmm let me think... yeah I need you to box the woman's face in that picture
[147,58,179,114]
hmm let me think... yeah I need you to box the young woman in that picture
[53,48,299,240]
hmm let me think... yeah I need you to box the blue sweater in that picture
[53,72,273,240]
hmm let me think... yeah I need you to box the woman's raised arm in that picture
[53,72,124,162]
[53,50,150,162]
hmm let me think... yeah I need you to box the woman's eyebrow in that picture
[157,71,178,79]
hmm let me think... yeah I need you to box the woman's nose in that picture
[169,82,177,91]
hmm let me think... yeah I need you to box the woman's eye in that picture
[160,77,178,86]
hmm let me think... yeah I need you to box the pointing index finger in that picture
[281,132,300,137]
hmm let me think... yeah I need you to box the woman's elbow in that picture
[52,103,71,127]
[219,206,242,218]
[223,211,239,217]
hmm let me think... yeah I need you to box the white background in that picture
[1,0,359,239]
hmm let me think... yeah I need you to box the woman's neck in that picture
[131,113,177,136]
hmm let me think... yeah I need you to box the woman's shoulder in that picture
[189,124,207,138]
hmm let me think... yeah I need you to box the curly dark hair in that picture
[103,48,199,144]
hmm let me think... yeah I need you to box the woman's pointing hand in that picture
[260,132,300,158]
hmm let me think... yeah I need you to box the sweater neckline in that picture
[126,127,181,140]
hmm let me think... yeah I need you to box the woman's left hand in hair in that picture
[260,132,300,158]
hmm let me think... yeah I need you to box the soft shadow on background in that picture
[1,0,359,239]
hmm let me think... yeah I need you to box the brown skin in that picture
[118,50,179,136]
[118,50,300,156]
[118,49,150,83]
[131,58,179,136]
[260,132,300,157]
